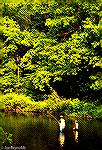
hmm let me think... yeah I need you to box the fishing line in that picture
[46,112,60,125]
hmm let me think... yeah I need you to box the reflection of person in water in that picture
[73,120,79,143]
[59,115,65,132]
[59,132,65,147]
[73,130,78,143]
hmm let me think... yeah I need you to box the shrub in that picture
[95,105,102,119]
[0,127,12,146]
[1,92,100,118]
[1,93,33,111]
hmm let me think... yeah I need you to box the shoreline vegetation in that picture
[0,92,102,120]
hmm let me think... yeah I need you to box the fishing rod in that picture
[46,112,60,125]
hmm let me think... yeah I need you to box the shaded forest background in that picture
[0,0,102,103]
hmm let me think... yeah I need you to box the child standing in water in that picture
[59,115,65,132]
[73,120,78,130]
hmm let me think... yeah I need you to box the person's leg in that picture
[60,126,63,132]
[60,127,64,132]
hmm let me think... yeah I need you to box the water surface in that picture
[0,112,102,150]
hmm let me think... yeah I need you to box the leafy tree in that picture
[0,0,101,101]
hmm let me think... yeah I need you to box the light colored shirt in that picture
[59,118,65,128]
[75,122,78,129]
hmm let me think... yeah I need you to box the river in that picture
[0,112,102,150]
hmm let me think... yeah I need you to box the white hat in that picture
[60,115,63,118]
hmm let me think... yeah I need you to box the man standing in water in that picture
[59,115,65,132]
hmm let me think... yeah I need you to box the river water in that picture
[0,112,102,150]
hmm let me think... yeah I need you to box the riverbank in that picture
[0,93,102,120]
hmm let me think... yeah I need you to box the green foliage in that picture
[1,92,101,118]
[96,105,102,119]
[0,0,101,102]
[78,102,97,117]
[90,72,102,90]
[1,93,33,111]
[0,127,12,146]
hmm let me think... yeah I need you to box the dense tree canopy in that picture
[0,0,102,101]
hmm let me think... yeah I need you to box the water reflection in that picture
[0,113,102,150]
[73,130,78,143]
[59,132,65,147]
